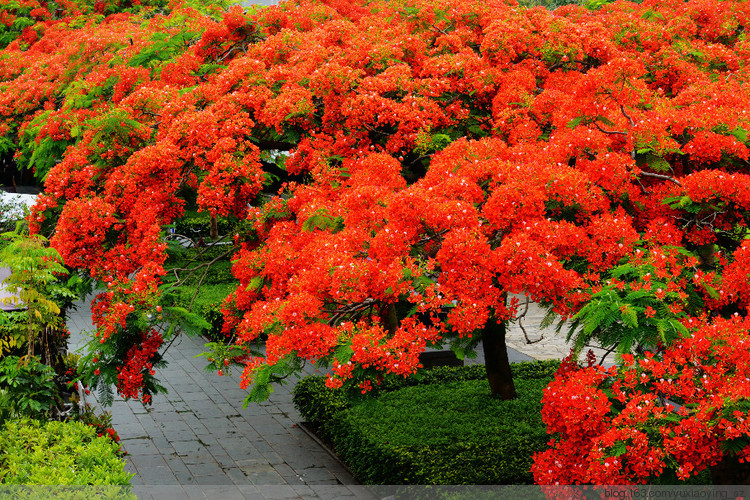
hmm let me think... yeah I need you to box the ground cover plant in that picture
[294,361,559,484]
[3,0,750,485]
[0,418,132,486]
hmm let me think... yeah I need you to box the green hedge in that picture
[0,418,133,485]
[293,361,559,485]
[163,283,236,343]
[174,212,235,240]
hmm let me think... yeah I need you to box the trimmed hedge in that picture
[164,283,236,343]
[0,418,133,485]
[293,361,559,485]
[174,211,235,241]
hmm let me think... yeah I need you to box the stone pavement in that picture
[67,301,365,500]
[66,294,583,499]
[504,293,612,364]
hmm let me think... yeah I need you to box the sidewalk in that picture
[66,295,578,499]
[67,302,362,499]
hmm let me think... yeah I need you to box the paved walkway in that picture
[67,302,364,499]
[67,294,583,499]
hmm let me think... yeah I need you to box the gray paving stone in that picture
[113,422,148,437]
[186,462,225,477]
[307,485,362,499]
[182,451,215,465]
[246,469,286,485]
[162,428,197,441]
[272,463,302,483]
[256,484,305,499]
[121,437,158,456]
[297,467,337,483]
[194,474,235,486]
[235,484,263,498]
[129,454,168,470]
[137,465,179,485]
[211,452,237,469]
[258,450,285,466]
[172,469,197,485]
[224,466,249,485]
[67,298,360,494]
[200,485,247,499]
[171,439,208,455]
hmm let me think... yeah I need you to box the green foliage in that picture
[162,231,238,339]
[243,355,304,405]
[293,375,350,424]
[16,111,74,183]
[85,110,144,166]
[0,418,133,486]
[517,0,613,10]
[301,209,344,233]
[0,356,58,420]
[566,250,698,361]
[174,211,235,240]
[0,311,26,360]
[128,31,200,77]
[293,362,557,484]
[162,283,235,342]
[0,228,73,359]
[415,130,453,156]
[197,341,252,378]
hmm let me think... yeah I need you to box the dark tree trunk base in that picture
[482,319,516,400]
[711,456,750,484]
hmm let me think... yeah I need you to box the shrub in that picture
[294,361,557,484]
[164,283,236,343]
[294,375,349,425]
[329,378,549,484]
[0,418,133,485]
[174,211,236,241]
[0,356,58,420]
[0,311,26,360]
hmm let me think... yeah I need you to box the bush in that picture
[293,361,558,484]
[0,356,58,420]
[174,211,236,241]
[0,418,133,485]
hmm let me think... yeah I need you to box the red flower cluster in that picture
[534,317,750,484]
[116,330,162,402]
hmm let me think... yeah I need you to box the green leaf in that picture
[731,127,749,144]
[610,441,627,457]
[620,304,638,328]
[704,284,720,300]
[595,115,615,127]
[636,152,671,173]
[566,116,584,129]
[246,276,263,292]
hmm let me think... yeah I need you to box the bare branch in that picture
[620,104,636,128]
[593,121,627,136]
[431,23,454,36]
[327,298,378,326]
[639,171,682,186]
[517,295,542,345]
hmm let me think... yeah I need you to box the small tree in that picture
[0,227,72,366]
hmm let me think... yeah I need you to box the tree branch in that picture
[593,121,627,136]
[620,104,636,128]
[639,171,682,186]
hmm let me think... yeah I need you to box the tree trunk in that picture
[711,455,750,484]
[210,214,218,240]
[697,243,715,268]
[482,319,516,400]
[383,303,398,335]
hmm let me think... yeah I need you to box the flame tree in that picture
[4,1,750,480]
